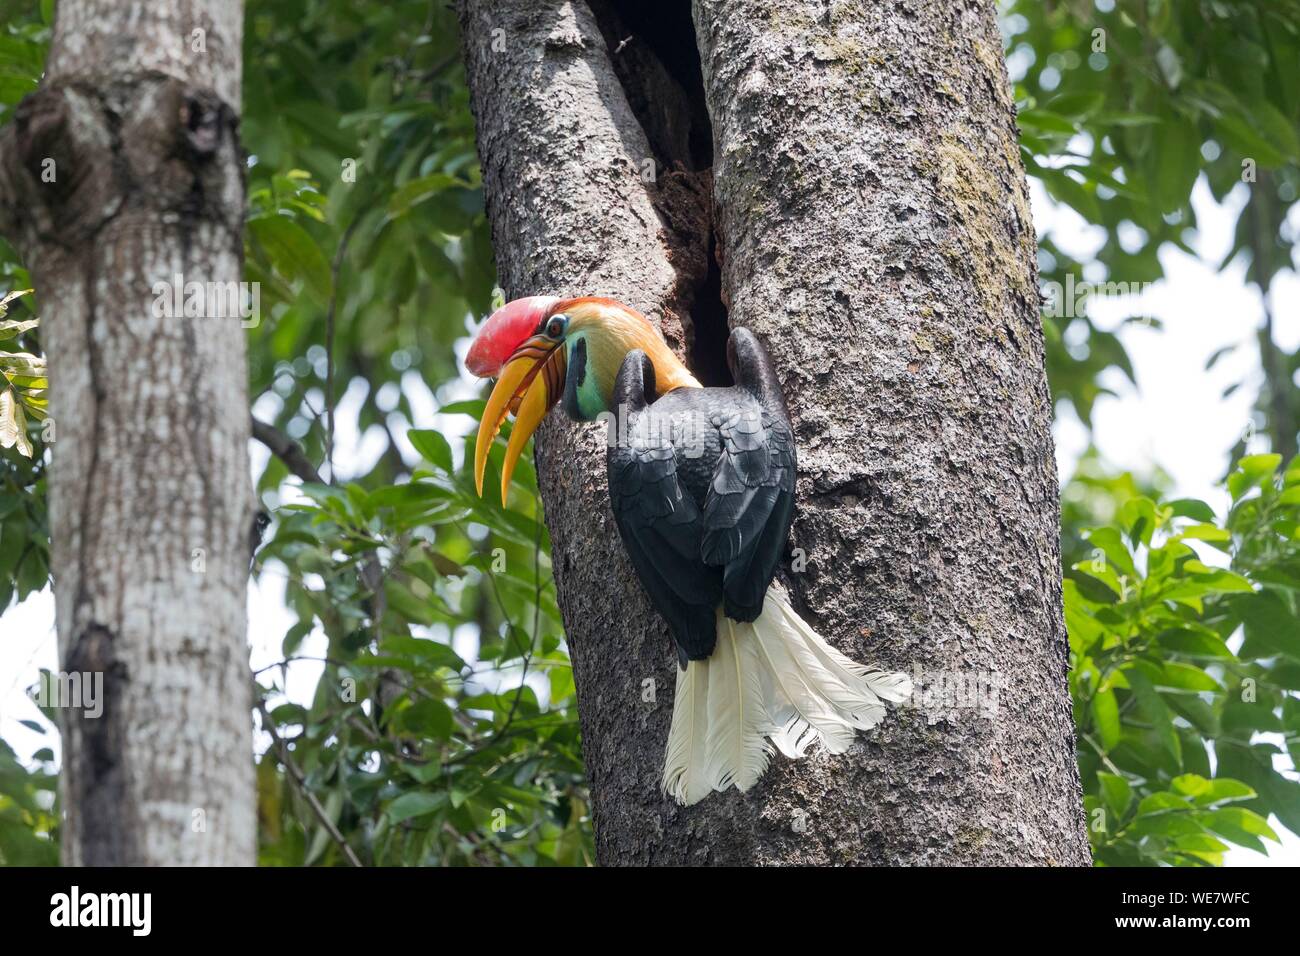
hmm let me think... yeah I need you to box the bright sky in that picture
[0,176,1296,866]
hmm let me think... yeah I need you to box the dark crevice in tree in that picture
[587,0,731,386]
[587,0,710,170]
[691,227,730,387]
[65,623,132,865]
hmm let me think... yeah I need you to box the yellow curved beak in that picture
[474,336,566,505]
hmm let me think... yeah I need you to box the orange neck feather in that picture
[559,297,701,406]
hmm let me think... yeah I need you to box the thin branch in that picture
[448,514,546,752]
[419,52,460,82]
[0,125,20,242]
[324,216,362,481]
[251,416,323,484]
[251,412,389,663]
[252,654,352,677]
[501,515,544,732]
[257,696,364,867]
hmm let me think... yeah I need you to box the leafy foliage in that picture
[0,0,45,119]
[0,289,47,613]
[1060,447,1172,569]
[253,415,590,866]
[242,0,494,490]
[0,735,57,865]
[0,3,48,615]
[1007,0,1300,453]
[236,0,589,864]
[0,290,44,459]
[1071,455,1300,864]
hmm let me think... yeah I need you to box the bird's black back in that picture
[605,328,796,666]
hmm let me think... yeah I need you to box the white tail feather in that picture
[750,608,861,754]
[662,585,912,806]
[702,617,772,794]
[662,650,712,805]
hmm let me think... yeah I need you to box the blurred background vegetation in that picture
[1,0,1297,866]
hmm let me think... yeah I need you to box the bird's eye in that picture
[544,315,568,340]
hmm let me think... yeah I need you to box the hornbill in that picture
[466,296,910,805]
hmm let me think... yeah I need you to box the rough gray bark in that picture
[460,0,1089,865]
[0,0,255,864]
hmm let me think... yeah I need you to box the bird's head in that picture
[465,295,698,503]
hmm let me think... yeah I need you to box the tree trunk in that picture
[0,0,255,865]
[459,0,1089,865]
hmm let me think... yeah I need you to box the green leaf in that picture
[548,665,575,704]
[1231,591,1300,659]
[408,429,454,473]
[1216,741,1300,836]
[385,791,446,824]
[1224,700,1284,733]
[1176,523,1231,543]
[1151,119,1199,213]
[1127,669,1181,765]
[404,758,444,785]
[399,698,455,740]
[1071,569,1122,604]
[1201,807,1279,848]
[1043,92,1104,119]
[1083,526,1137,579]
[1168,695,1221,737]
[0,318,38,341]
[1098,772,1133,819]
[1019,109,1078,135]
[438,400,486,418]
[1091,688,1121,750]
[379,635,466,672]
[1154,628,1235,659]
[1171,832,1228,861]
[1041,168,1100,221]
[281,620,313,656]
[0,389,32,458]
[248,216,333,301]
[1228,454,1282,501]
[388,173,465,217]
[1137,791,1191,815]
[1118,496,1159,547]
[1192,778,1256,807]
[1166,498,1216,522]
[1157,662,1221,692]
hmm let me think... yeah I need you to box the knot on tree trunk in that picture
[0,75,242,253]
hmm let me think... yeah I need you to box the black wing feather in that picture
[608,351,721,664]
[605,332,796,660]
[701,330,797,621]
